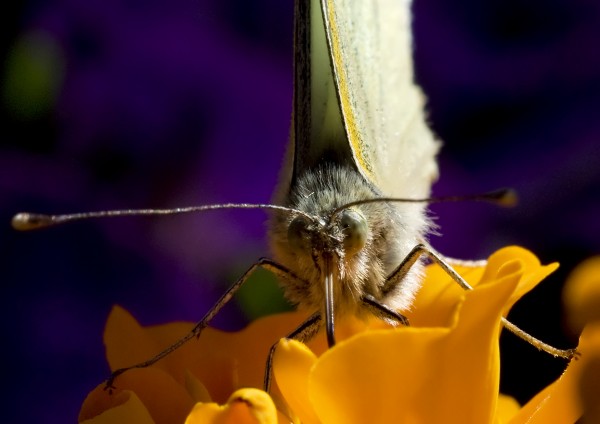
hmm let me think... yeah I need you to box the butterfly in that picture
[12,0,573,391]
[267,0,439,351]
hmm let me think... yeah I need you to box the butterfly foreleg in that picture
[104,257,300,391]
[382,244,576,360]
[382,243,473,295]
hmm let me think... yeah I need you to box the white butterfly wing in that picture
[323,0,440,198]
[273,0,438,315]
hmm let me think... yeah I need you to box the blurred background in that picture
[2,0,598,422]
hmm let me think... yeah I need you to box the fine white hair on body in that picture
[268,163,432,319]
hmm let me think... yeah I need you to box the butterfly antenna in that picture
[12,203,314,231]
[425,188,517,206]
[332,188,517,216]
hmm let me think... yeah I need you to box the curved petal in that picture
[495,394,520,424]
[104,306,164,372]
[273,339,320,424]
[480,246,558,314]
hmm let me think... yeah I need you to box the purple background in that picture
[2,0,599,422]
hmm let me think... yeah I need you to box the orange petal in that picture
[308,272,519,424]
[104,306,164,372]
[79,367,194,424]
[79,390,154,424]
[563,256,600,333]
[578,350,600,424]
[496,394,520,424]
[480,246,558,313]
[273,339,320,424]
[185,388,278,424]
[408,256,483,327]
[185,370,212,403]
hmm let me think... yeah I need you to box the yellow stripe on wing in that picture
[324,0,376,184]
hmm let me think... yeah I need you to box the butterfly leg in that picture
[382,244,577,359]
[264,312,322,392]
[361,294,409,326]
[437,255,488,268]
[105,257,305,391]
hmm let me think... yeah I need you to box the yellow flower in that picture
[79,247,594,423]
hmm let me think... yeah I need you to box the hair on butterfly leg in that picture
[500,318,578,359]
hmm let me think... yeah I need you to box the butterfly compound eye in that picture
[340,209,368,256]
[288,215,311,253]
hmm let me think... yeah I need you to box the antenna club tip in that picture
[495,188,518,208]
[11,213,55,231]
